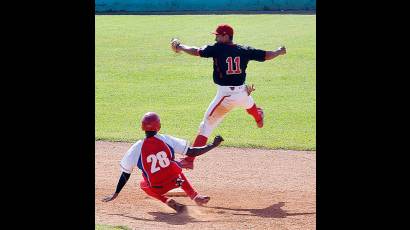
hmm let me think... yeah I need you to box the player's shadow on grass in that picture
[206,202,315,218]
[108,211,210,225]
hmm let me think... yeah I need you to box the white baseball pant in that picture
[198,85,255,137]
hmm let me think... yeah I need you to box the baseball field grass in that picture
[95,224,131,230]
[95,14,315,150]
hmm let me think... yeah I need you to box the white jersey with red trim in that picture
[120,134,189,186]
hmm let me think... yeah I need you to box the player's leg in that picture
[198,99,231,140]
[180,107,231,169]
[243,94,264,128]
[140,180,186,212]
[179,134,208,168]
[179,173,210,205]
[246,104,264,128]
[178,173,198,199]
[225,90,263,128]
[192,134,208,151]
[184,103,231,165]
[194,93,228,145]
[186,95,222,156]
[180,93,231,169]
[139,180,168,203]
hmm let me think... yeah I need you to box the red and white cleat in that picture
[178,158,194,170]
[193,194,210,206]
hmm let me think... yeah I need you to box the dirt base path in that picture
[95,141,316,230]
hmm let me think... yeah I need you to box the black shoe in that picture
[166,199,186,213]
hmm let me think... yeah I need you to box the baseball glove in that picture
[170,38,181,53]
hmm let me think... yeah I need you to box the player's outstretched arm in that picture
[185,135,224,157]
[177,44,201,56]
[102,172,131,202]
[171,38,200,56]
[265,46,287,60]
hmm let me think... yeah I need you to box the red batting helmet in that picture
[141,112,161,131]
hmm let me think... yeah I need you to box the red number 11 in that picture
[226,56,242,75]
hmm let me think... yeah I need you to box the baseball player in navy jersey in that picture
[102,112,224,213]
[170,24,286,169]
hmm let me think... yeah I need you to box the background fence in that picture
[95,0,316,12]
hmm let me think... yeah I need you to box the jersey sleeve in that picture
[162,135,189,155]
[245,46,266,62]
[119,141,141,174]
[198,45,216,58]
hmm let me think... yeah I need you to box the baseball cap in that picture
[212,24,234,37]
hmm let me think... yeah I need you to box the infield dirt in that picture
[95,141,316,230]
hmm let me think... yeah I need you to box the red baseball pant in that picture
[139,173,198,203]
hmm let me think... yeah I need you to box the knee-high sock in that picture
[185,134,208,162]
[246,103,262,121]
[179,173,198,199]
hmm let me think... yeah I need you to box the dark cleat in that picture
[166,199,186,213]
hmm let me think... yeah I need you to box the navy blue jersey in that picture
[198,43,266,86]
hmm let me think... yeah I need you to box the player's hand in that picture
[245,84,255,96]
[102,193,118,202]
[171,38,181,53]
[213,135,224,146]
[277,46,286,55]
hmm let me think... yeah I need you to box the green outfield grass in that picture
[95,15,315,150]
[95,224,131,230]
